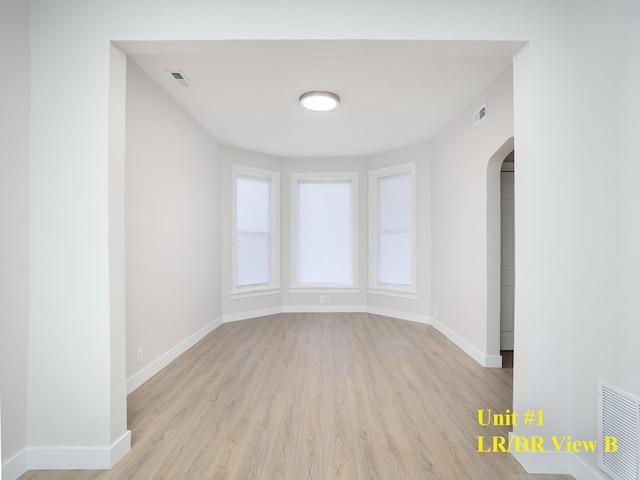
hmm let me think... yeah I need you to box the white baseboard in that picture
[26,430,131,471]
[483,354,503,368]
[366,306,430,324]
[279,305,430,325]
[2,449,27,480]
[127,317,223,394]
[511,449,572,474]
[1,430,130,479]
[223,305,430,325]
[282,305,365,313]
[109,431,131,467]
[223,307,283,323]
[430,317,502,368]
[571,453,608,480]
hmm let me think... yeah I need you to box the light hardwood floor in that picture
[21,313,573,479]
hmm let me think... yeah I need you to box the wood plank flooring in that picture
[20,313,573,480]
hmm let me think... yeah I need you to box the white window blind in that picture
[377,171,412,287]
[236,175,271,288]
[296,180,353,286]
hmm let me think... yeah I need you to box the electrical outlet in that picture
[319,296,324,304]
[136,347,143,365]
[324,295,330,304]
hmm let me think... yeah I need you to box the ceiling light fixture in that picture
[299,91,340,112]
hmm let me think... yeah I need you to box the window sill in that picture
[289,286,361,294]
[368,287,418,300]
[230,286,282,300]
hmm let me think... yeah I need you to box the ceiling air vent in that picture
[167,70,191,87]
[598,380,640,480]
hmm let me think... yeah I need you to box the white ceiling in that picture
[122,40,524,158]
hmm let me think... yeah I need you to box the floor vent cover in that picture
[598,380,640,480]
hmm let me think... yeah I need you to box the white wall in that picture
[0,0,30,476]
[511,32,573,473]
[570,1,640,477]
[430,67,514,364]
[125,59,222,391]
[26,0,578,476]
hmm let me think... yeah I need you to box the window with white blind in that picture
[232,165,280,298]
[369,163,416,298]
[291,173,359,290]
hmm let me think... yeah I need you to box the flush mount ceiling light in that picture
[299,91,340,112]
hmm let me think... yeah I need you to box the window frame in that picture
[290,172,359,293]
[368,162,417,299]
[231,164,281,299]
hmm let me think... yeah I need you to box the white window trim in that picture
[231,286,282,300]
[367,287,418,300]
[290,172,359,291]
[288,287,361,295]
[368,162,417,297]
[231,164,281,298]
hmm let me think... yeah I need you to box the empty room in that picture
[2,1,639,480]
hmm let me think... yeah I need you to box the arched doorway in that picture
[487,137,515,367]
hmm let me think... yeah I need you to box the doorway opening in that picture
[486,137,514,369]
[499,150,515,367]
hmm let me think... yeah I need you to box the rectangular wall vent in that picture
[473,103,487,126]
[167,70,191,87]
[598,380,640,480]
